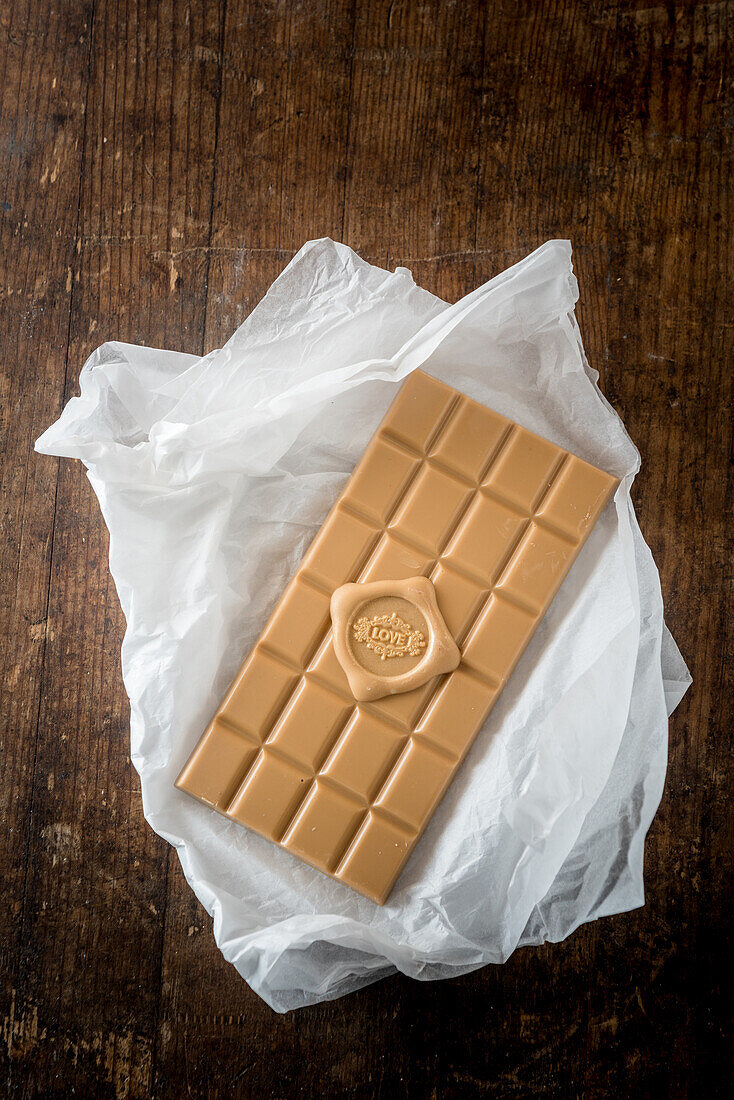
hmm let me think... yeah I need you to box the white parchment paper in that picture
[36,239,691,1011]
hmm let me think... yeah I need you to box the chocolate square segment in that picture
[432,398,510,481]
[283,783,364,873]
[267,680,351,771]
[360,532,433,582]
[431,562,487,639]
[347,437,419,524]
[176,721,258,810]
[321,711,404,801]
[416,669,498,760]
[444,494,526,584]
[390,465,471,555]
[497,523,573,614]
[368,676,436,730]
[302,508,378,589]
[219,649,297,739]
[536,455,617,540]
[381,370,455,451]
[260,579,331,667]
[487,428,564,510]
[375,740,454,831]
[309,635,351,696]
[177,370,619,904]
[228,752,310,841]
[462,594,537,683]
[338,814,415,904]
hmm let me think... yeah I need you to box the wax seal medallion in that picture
[330,576,460,702]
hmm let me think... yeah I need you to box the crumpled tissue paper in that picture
[36,238,691,1012]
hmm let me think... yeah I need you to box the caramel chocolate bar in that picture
[176,370,618,903]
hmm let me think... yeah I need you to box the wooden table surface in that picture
[1,1,731,1096]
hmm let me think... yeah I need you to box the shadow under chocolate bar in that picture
[176,370,619,904]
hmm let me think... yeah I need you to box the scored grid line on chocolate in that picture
[329,443,572,877]
[177,370,619,902]
[218,390,471,847]
[378,427,580,548]
[238,394,502,832]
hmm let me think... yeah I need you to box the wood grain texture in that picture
[0,1,730,1097]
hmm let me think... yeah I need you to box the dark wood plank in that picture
[599,3,733,1092]
[200,0,355,347]
[343,0,485,301]
[0,0,93,1082]
[2,1,224,1096]
[1,0,731,1097]
[150,2,358,1088]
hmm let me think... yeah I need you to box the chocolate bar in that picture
[176,370,618,903]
